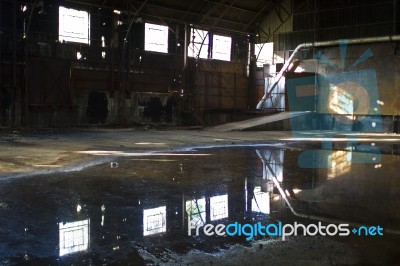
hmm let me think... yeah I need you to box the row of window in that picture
[59,6,232,61]
[59,6,276,66]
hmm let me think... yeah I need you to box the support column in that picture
[11,0,17,127]
[0,0,2,94]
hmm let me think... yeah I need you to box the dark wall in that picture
[0,1,249,127]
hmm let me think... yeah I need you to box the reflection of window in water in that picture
[328,151,352,179]
[252,186,270,214]
[210,195,228,221]
[186,198,206,226]
[143,206,166,236]
[59,219,90,256]
[258,149,284,182]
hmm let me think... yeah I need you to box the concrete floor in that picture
[1,127,400,265]
[0,128,287,175]
[1,127,399,176]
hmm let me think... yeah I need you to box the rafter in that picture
[139,3,248,30]
[199,0,230,24]
[241,1,273,32]
[275,6,284,24]
[125,0,148,42]
[136,13,251,35]
[204,0,267,15]
[182,0,203,21]
[211,0,241,28]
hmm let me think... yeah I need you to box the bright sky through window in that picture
[212,34,231,61]
[255,42,273,67]
[145,23,169,53]
[59,6,90,44]
[188,28,209,59]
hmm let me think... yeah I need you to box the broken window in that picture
[186,198,207,227]
[188,28,209,59]
[255,42,273,68]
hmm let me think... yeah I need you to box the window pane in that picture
[59,6,90,44]
[212,34,231,61]
[145,23,169,53]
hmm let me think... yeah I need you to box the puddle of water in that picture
[1,143,400,265]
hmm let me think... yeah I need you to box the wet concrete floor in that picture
[1,141,400,265]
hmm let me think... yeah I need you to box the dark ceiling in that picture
[65,0,283,35]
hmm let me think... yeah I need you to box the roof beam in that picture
[182,0,202,21]
[204,0,268,15]
[124,0,149,43]
[135,13,251,35]
[241,1,273,32]
[139,3,249,30]
[199,0,229,24]
[211,0,241,28]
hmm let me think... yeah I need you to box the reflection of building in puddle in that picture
[186,198,206,226]
[143,206,166,236]
[59,219,90,256]
[251,186,270,214]
[256,149,284,182]
[210,195,228,221]
[328,150,352,179]
[254,149,284,209]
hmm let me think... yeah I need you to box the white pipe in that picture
[183,24,188,70]
[256,35,400,110]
